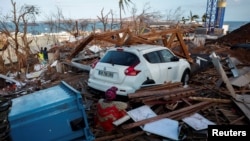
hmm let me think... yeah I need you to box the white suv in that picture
[87,44,191,96]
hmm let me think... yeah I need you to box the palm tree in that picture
[188,11,199,22]
[118,0,133,28]
[202,13,209,22]
[181,17,188,24]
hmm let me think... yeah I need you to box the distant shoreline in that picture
[3,20,249,35]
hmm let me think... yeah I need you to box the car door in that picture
[158,49,180,82]
[143,51,162,83]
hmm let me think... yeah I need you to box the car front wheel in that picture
[181,69,190,85]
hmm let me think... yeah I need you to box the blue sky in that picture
[0,0,249,21]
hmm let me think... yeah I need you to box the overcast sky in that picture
[0,0,249,21]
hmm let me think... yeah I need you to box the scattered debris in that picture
[1,23,250,141]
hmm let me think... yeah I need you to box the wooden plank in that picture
[68,34,94,59]
[189,96,231,103]
[233,94,250,121]
[94,133,124,141]
[181,98,192,106]
[210,52,236,98]
[138,82,182,91]
[112,131,145,141]
[128,87,195,99]
[230,116,246,125]
[213,106,220,124]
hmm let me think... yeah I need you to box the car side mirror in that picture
[171,56,179,62]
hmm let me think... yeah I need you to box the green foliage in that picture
[188,11,199,22]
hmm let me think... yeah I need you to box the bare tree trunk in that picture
[97,8,111,32]
[120,7,123,28]
[0,0,39,71]
[75,20,79,37]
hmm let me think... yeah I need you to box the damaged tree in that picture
[0,0,39,72]
[130,2,162,34]
[96,8,119,32]
[118,0,133,28]
[97,8,111,32]
[49,7,79,38]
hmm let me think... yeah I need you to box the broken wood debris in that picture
[68,27,193,63]
[94,133,124,141]
[122,101,213,130]
[112,131,145,141]
[209,52,250,121]
[1,24,250,141]
[189,96,232,103]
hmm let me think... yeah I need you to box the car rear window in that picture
[100,51,140,66]
[143,51,161,63]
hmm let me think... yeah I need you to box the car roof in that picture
[109,44,168,52]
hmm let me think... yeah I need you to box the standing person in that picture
[38,47,44,63]
[43,47,48,63]
[95,86,128,132]
[40,47,43,53]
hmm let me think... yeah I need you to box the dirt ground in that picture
[214,22,250,46]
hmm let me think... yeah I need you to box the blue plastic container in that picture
[8,81,94,141]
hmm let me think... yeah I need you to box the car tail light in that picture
[116,48,123,51]
[91,59,99,69]
[124,63,141,76]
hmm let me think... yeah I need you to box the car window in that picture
[100,51,139,66]
[143,51,161,63]
[158,49,174,62]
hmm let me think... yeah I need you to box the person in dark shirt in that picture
[43,47,48,63]
[38,47,44,63]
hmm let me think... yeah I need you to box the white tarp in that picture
[182,113,216,130]
[0,74,25,88]
[127,105,179,140]
[144,118,179,141]
[127,105,156,129]
[88,45,102,53]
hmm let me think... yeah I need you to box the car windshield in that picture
[100,50,139,66]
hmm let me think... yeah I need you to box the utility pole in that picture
[205,0,226,34]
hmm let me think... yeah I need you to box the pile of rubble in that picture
[214,22,250,45]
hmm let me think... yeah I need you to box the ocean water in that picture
[224,21,249,32]
[6,21,249,35]
[25,22,118,35]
